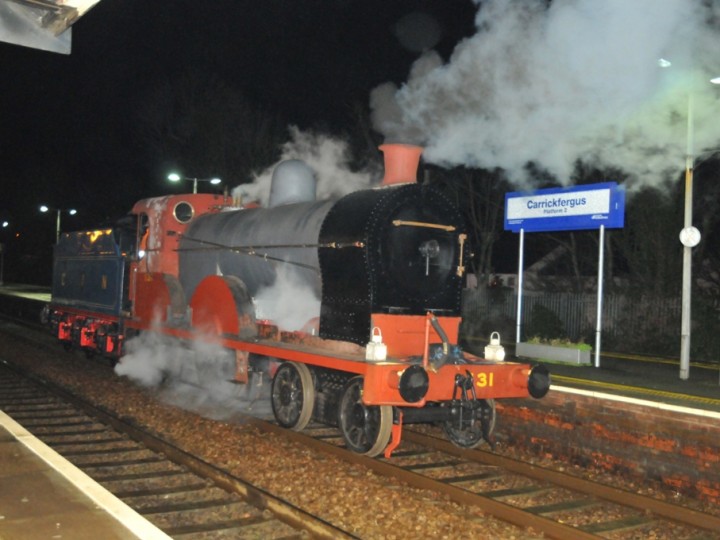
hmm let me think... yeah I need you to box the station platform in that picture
[0,411,170,540]
[536,352,720,414]
[0,283,51,303]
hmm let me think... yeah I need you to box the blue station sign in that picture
[504,182,625,233]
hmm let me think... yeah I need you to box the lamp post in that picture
[0,220,7,286]
[167,173,221,194]
[679,75,720,380]
[40,205,77,243]
[679,89,696,381]
[659,59,720,380]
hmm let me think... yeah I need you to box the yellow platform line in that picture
[465,336,719,371]
[553,374,720,407]
[600,351,719,371]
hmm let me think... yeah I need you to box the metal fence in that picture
[461,288,682,343]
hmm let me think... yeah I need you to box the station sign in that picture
[504,182,625,233]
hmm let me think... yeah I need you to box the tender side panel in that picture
[51,230,125,316]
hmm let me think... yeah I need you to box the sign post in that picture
[505,183,625,367]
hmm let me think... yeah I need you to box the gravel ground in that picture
[1,326,715,539]
[1,328,542,539]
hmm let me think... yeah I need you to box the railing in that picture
[462,288,681,343]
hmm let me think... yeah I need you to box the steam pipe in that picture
[429,314,450,356]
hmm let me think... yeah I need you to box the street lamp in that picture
[658,59,720,380]
[167,173,221,194]
[40,205,77,242]
[0,220,7,286]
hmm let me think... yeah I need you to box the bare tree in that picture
[537,232,585,293]
[430,166,509,287]
[526,161,630,293]
[137,69,288,187]
[693,155,720,268]
[614,184,682,296]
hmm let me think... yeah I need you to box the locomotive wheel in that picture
[442,398,496,449]
[271,362,315,431]
[338,376,392,457]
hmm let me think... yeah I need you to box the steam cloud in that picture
[254,265,320,332]
[115,330,272,421]
[372,0,720,188]
[235,126,375,206]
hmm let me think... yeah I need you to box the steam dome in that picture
[269,159,316,207]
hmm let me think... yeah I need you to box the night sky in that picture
[2,0,719,286]
[0,0,476,235]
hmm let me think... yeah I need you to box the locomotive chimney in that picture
[379,144,423,186]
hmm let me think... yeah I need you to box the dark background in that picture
[0,0,475,232]
[1,1,718,308]
[2,0,720,359]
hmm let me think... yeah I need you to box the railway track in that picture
[253,421,720,540]
[0,360,352,540]
[2,311,719,538]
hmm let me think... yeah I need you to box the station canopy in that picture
[0,0,102,54]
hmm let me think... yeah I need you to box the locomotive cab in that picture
[128,193,236,324]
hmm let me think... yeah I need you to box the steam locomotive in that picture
[43,144,549,458]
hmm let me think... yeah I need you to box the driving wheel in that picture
[271,361,315,431]
[338,376,392,457]
[443,398,496,449]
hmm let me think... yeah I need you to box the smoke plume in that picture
[373,0,720,188]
